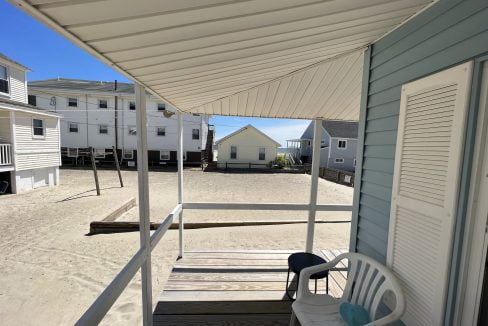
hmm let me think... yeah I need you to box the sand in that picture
[0,168,353,325]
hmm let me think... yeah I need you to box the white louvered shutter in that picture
[387,62,473,325]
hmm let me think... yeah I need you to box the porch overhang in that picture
[10,0,433,120]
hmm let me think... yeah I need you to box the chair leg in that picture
[289,310,297,326]
[326,276,329,294]
[285,268,293,300]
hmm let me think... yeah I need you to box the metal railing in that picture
[0,144,12,166]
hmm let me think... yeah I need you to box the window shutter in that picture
[387,62,473,325]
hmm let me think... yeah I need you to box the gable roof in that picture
[215,124,280,147]
[0,53,30,71]
[0,97,61,118]
[322,120,358,138]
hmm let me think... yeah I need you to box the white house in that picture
[0,54,61,194]
[216,125,280,169]
[28,79,211,167]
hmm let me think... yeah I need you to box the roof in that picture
[0,53,30,71]
[28,78,145,95]
[215,124,280,147]
[0,97,61,118]
[12,0,433,119]
[322,120,358,138]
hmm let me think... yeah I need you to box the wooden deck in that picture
[153,249,347,325]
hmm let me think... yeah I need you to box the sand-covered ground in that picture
[0,168,352,325]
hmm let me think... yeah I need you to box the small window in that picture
[94,148,105,158]
[129,101,136,111]
[33,119,44,137]
[99,124,108,134]
[68,97,78,107]
[123,149,133,159]
[258,147,266,161]
[0,65,9,94]
[335,158,344,163]
[160,150,170,160]
[192,128,200,140]
[230,146,237,159]
[157,127,166,136]
[28,95,37,106]
[128,126,137,136]
[69,122,78,133]
[67,147,78,157]
[99,99,108,109]
[157,103,166,111]
[338,140,347,149]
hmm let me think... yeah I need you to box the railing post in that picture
[306,119,322,253]
[177,111,184,258]
[135,83,153,326]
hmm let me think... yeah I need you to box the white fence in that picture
[0,144,12,166]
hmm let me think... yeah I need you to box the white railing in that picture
[75,202,352,325]
[0,144,12,166]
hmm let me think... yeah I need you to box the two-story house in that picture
[0,53,61,194]
[293,120,358,172]
[28,79,210,167]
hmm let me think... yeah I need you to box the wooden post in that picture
[90,146,101,196]
[135,83,152,326]
[306,119,322,253]
[113,146,124,187]
[177,112,184,258]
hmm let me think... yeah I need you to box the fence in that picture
[0,144,12,166]
[319,167,355,187]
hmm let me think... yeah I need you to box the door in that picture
[387,62,473,325]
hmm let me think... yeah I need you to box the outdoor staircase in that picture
[201,125,216,171]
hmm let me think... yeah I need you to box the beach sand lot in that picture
[0,169,352,325]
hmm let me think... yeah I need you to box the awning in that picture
[11,0,432,119]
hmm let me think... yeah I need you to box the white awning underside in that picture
[12,0,432,119]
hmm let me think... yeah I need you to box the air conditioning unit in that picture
[127,161,135,167]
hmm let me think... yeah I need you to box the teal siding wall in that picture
[353,0,488,263]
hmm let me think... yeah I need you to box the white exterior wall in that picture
[29,89,209,153]
[14,112,61,171]
[0,58,28,104]
[0,110,11,142]
[217,127,278,168]
[14,166,59,193]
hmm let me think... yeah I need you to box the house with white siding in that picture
[215,125,280,169]
[28,79,210,167]
[0,54,61,194]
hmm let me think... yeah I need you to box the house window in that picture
[157,103,166,111]
[99,99,108,109]
[99,124,108,134]
[192,128,200,140]
[0,65,9,94]
[32,119,44,137]
[338,140,347,149]
[335,158,344,163]
[230,146,237,159]
[68,97,78,107]
[67,147,78,157]
[123,149,133,159]
[28,95,37,106]
[157,127,166,136]
[128,126,136,135]
[94,148,105,158]
[160,150,170,160]
[258,147,266,161]
[129,101,136,111]
[69,122,78,133]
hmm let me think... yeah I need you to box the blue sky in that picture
[1,0,309,146]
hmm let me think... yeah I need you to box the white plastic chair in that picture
[290,252,405,326]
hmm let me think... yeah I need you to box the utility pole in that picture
[114,80,119,154]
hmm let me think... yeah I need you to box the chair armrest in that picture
[296,254,346,299]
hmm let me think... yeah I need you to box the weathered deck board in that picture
[154,249,347,325]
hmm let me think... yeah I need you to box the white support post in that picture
[306,119,322,253]
[135,83,153,326]
[177,112,184,258]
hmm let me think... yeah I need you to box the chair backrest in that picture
[0,181,8,194]
[339,252,405,322]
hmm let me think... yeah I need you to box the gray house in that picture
[297,120,358,172]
